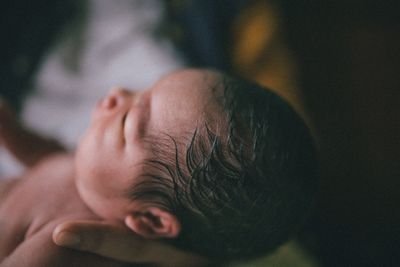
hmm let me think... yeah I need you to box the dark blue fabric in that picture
[0,0,247,110]
[0,0,76,111]
[166,0,248,70]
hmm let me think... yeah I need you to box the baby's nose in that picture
[102,88,131,109]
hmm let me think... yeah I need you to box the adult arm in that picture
[1,226,130,267]
[53,220,210,267]
[0,100,65,167]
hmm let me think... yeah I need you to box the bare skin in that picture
[0,102,136,266]
[0,154,133,267]
[0,100,65,168]
[0,69,217,267]
[0,155,205,267]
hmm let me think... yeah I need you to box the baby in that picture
[0,69,318,266]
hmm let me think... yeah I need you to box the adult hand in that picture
[53,220,210,267]
[0,98,65,166]
[0,99,16,141]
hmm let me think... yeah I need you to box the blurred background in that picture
[1,0,399,266]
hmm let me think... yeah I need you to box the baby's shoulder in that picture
[0,154,74,204]
[29,152,75,176]
[0,152,96,257]
[0,178,18,202]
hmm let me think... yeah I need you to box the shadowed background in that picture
[1,0,399,266]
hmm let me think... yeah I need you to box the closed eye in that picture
[121,112,128,144]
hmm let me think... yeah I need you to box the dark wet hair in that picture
[126,74,318,261]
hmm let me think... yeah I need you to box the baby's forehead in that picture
[158,69,224,101]
[149,70,226,131]
[158,69,222,85]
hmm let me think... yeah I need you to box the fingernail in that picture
[56,232,81,247]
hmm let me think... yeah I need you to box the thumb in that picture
[53,220,154,263]
[52,220,209,267]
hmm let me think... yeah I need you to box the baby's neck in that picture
[73,175,128,225]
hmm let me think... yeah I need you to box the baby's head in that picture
[75,69,318,261]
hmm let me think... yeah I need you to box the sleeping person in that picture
[0,69,318,266]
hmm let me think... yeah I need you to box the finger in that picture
[0,99,16,130]
[53,220,155,263]
[0,99,14,119]
[53,220,209,267]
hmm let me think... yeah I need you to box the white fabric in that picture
[0,0,184,177]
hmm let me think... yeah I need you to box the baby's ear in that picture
[124,207,181,239]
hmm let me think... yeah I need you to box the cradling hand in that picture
[0,99,17,144]
[53,220,210,267]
